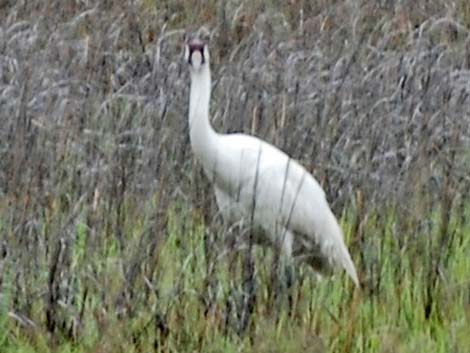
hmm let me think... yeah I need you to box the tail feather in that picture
[340,246,359,287]
[323,211,359,287]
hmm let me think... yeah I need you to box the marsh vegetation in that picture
[1,0,470,352]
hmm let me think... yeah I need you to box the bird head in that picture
[185,28,210,72]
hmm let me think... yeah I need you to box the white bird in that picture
[185,32,359,287]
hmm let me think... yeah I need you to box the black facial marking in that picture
[188,41,205,66]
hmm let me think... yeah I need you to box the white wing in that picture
[207,133,359,286]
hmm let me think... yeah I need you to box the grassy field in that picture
[1,202,469,353]
[1,0,470,352]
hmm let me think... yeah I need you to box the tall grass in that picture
[1,202,469,352]
[1,0,470,352]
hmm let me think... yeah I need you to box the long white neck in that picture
[189,65,218,168]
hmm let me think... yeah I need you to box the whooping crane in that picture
[185,30,359,287]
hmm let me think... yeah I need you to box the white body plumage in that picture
[185,34,359,287]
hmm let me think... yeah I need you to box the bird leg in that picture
[266,228,297,312]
